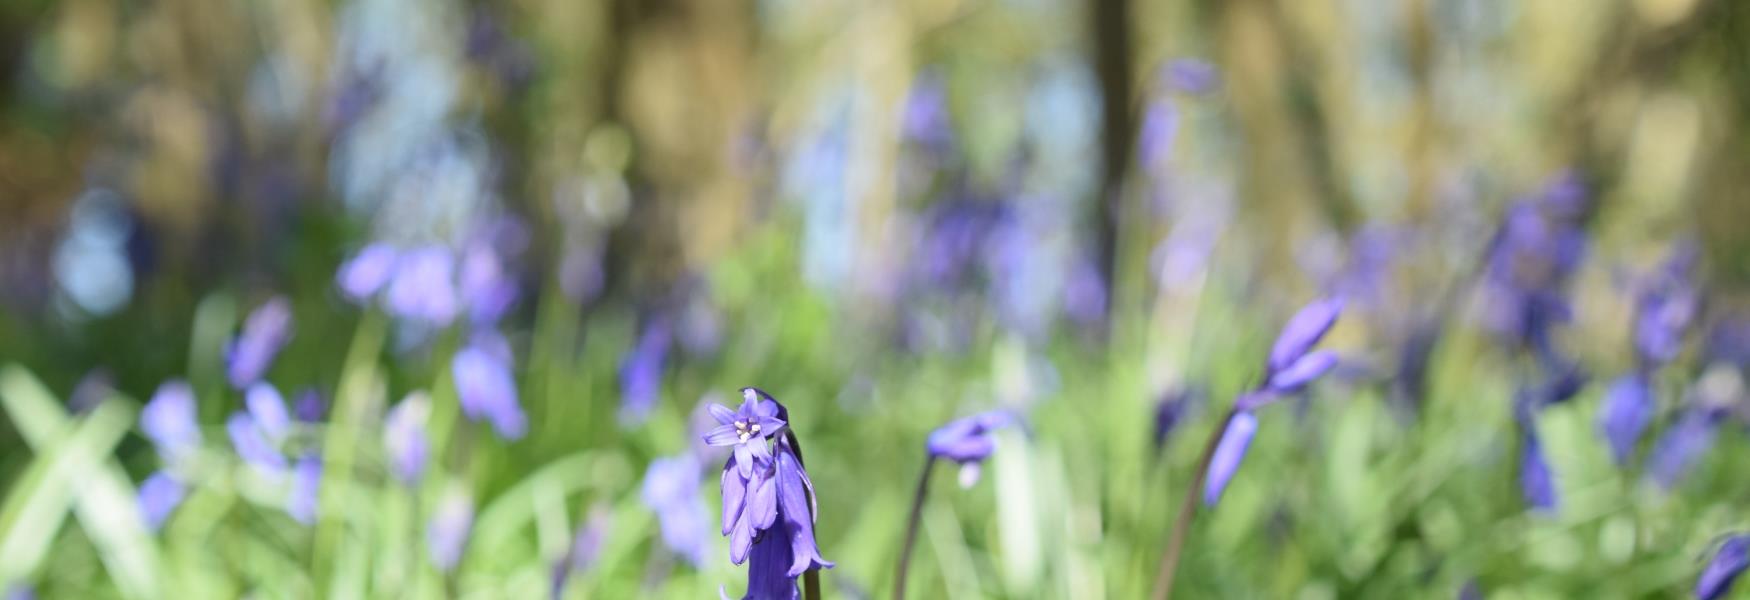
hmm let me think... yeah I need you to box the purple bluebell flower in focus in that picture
[1698,535,1750,600]
[453,343,526,440]
[245,383,291,441]
[1203,409,1258,506]
[227,297,292,389]
[386,246,459,325]
[1648,405,1723,490]
[384,392,430,485]
[704,388,787,479]
[641,454,713,566]
[336,243,399,303]
[227,412,286,474]
[427,488,475,572]
[138,470,185,531]
[141,380,200,458]
[1599,374,1653,466]
[619,320,672,425]
[288,453,321,524]
[713,388,831,592]
[1163,58,1219,94]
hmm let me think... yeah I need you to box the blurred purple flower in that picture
[1137,99,1180,169]
[1163,58,1219,94]
[927,410,1018,488]
[459,243,518,325]
[288,453,321,524]
[227,412,286,474]
[245,383,291,441]
[901,71,953,152]
[138,470,185,531]
[227,297,292,389]
[1699,535,1750,600]
[641,454,713,566]
[1269,298,1344,376]
[552,508,611,598]
[1599,374,1652,466]
[704,388,786,479]
[1633,244,1700,367]
[141,380,200,458]
[619,321,672,425]
[557,243,604,304]
[427,489,475,572]
[1062,256,1108,328]
[336,243,399,303]
[453,343,526,440]
[1518,415,1558,512]
[386,246,459,325]
[1152,388,1196,451]
[3,586,31,600]
[1648,406,1722,490]
[293,389,326,423]
[1203,409,1258,506]
[384,392,430,485]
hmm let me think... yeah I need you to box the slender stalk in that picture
[1149,407,1235,600]
[893,456,937,600]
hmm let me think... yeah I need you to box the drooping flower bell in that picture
[1203,299,1343,506]
[926,410,1017,487]
[384,392,431,485]
[641,454,713,566]
[138,471,186,531]
[452,336,526,440]
[1698,534,1750,600]
[427,487,475,572]
[141,380,200,460]
[707,388,832,599]
[227,296,293,389]
[336,243,400,303]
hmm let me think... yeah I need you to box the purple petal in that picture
[336,243,399,302]
[227,297,293,389]
[1598,375,1652,466]
[427,490,475,572]
[227,412,286,474]
[1267,349,1339,392]
[775,447,832,577]
[384,393,429,485]
[452,345,524,441]
[141,380,200,457]
[138,471,186,531]
[1520,423,1557,511]
[750,469,778,531]
[708,403,737,425]
[1268,298,1343,374]
[287,454,321,524]
[386,246,458,325]
[1203,411,1258,506]
[703,424,742,447]
[245,383,290,440]
[735,443,754,479]
[721,459,746,537]
[1699,535,1750,600]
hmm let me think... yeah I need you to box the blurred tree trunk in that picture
[1092,0,1133,336]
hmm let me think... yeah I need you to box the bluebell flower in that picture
[1205,298,1343,507]
[1268,298,1343,378]
[552,508,611,598]
[641,454,712,566]
[453,342,526,440]
[458,242,517,325]
[138,470,186,531]
[926,410,1017,487]
[713,389,831,593]
[1698,535,1750,600]
[1634,244,1700,368]
[619,320,672,425]
[704,388,787,479]
[427,488,474,572]
[384,392,430,485]
[386,246,459,325]
[1599,374,1652,466]
[336,243,399,303]
[245,383,291,441]
[1518,412,1558,511]
[141,380,200,458]
[288,453,321,524]
[1152,388,1197,451]
[1203,409,1258,506]
[1648,405,1723,490]
[227,296,292,389]
[227,412,286,474]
